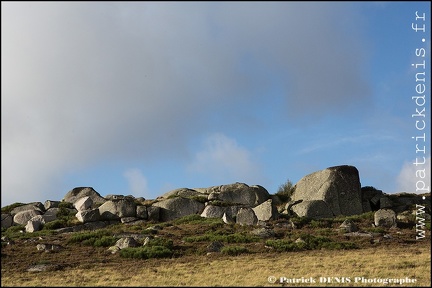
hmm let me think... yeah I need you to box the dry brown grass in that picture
[2,244,430,287]
[2,211,430,287]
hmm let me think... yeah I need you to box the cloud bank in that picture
[2,2,371,205]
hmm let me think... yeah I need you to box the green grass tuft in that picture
[120,246,173,259]
[220,246,249,256]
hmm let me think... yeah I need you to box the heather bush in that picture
[221,246,249,256]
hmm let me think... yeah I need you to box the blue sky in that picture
[2,1,431,206]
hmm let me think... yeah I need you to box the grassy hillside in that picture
[1,212,430,287]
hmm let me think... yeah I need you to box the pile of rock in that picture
[1,165,430,233]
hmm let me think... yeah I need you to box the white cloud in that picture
[123,168,149,198]
[188,133,263,184]
[396,156,431,193]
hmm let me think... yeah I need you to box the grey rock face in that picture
[201,205,226,219]
[75,208,101,223]
[63,187,106,206]
[200,204,244,223]
[13,210,43,225]
[136,205,148,219]
[98,199,137,220]
[36,243,64,252]
[158,188,207,200]
[291,200,334,219]
[291,165,363,217]
[44,208,62,218]
[222,212,235,224]
[10,203,45,216]
[152,197,205,222]
[252,199,278,221]
[44,200,60,210]
[1,214,13,229]
[236,207,258,226]
[25,219,43,233]
[25,214,58,232]
[115,237,140,249]
[250,227,275,238]
[120,217,139,223]
[374,209,397,228]
[74,196,93,212]
[339,219,359,233]
[146,206,160,221]
[204,183,270,207]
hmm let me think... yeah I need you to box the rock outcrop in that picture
[63,187,106,206]
[1,165,430,234]
[374,209,397,228]
[291,200,334,219]
[153,182,272,223]
[288,165,363,218]
[152,197,205,222]
[98,197,137,220]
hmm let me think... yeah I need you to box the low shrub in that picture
[300,234,332,249]
[266,234,357,251]
[93,236,118,247]
[265,239,306,252]
[275,179,295,203]
[188,195,208,203]
[67,230,117,247]
[43,220,67,230]
[309,219,333,228]
[1,202,26,214]
[5,225,25,234]
[146,237,174,249]
[56,206,76,218]
[221,246,249,256]
[58,202,74,209]
[183,234,211,242]
[3,226,55,240]
[342,211,375,222]
[120,246,173,259]
[172,214,225,226]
